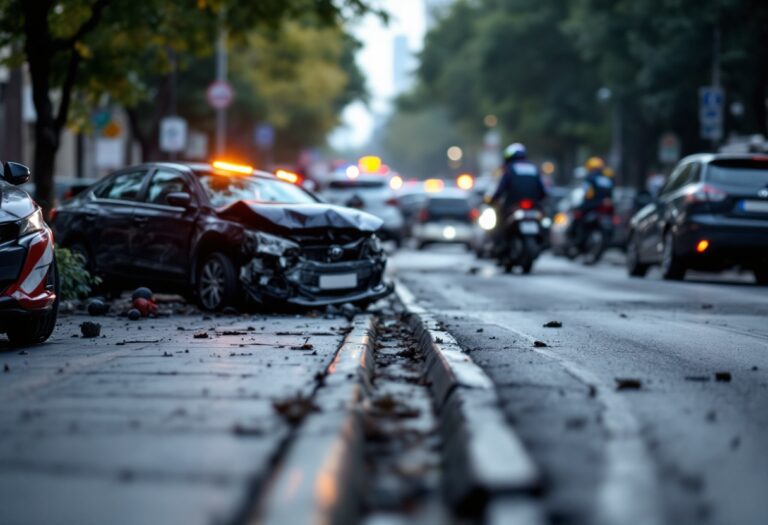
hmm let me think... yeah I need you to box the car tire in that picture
[197,252,239,311]
[660,231,686,281]
[7,258,59,346]
[626,235,649,278]
[754,268,768,286]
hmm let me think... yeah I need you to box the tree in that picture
[0,0,383,214]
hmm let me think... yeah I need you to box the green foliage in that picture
[55,247,101,300]
[402,0,768,186]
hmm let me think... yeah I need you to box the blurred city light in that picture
[484,114,498,127]
[424,178,445,193]
[541,161,556,175]
[358,155,383,173]
[456,173,474,190]
[389,175,404,190]
[346,165,360,179]
[478,208,497,230]
[696,240,710,253]
[446,146,463,162]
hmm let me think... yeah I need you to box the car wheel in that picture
[7,258,59,346]
[626,235,649,278]
[660,231,686,281]
[197,252,239,311]
[754,268,768,285]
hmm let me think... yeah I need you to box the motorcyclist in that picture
[570,156,614,247]
[490,143,547,211]
[488,143,547,254]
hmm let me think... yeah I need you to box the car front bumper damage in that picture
[239,235,393,306]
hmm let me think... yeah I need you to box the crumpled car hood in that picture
[0,183,36,223]
[219,201,383,236]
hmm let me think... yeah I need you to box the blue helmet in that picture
[504,143,527,161]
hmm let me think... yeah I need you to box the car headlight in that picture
[246,230,299,256]
[367,234,382,254]
[18,209,45,236]
[478,208,497,231]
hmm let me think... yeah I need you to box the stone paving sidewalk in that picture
[0,310,351,525]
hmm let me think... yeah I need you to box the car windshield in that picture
[198,173,317,207]
[708,161,768,188]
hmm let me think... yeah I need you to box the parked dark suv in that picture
[626,153,768,283]
[52,162,392,310]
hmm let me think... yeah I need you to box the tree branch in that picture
[52,0,112,51]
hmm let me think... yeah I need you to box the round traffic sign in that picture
[206,80,234,109]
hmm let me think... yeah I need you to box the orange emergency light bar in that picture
[212,160,254,175]
[275,169,301,184]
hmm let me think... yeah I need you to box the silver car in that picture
[321,174,405,246]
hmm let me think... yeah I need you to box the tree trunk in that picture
[32,119,59,213]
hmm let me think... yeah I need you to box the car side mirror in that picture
[166,192,193,208]
[3,162,30,185]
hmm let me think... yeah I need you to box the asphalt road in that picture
[391,247,768,525]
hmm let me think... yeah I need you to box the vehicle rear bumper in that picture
[677,216,768,268]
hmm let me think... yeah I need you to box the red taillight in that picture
[686,183,727,203]
[418,208,429,222]
[385,197,399,206]
[469,208,480,221]
[519,199,534,210]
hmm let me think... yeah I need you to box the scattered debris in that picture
[543,320,562,328]
[619,313,628,318]
[132,287,153,301]
[714,371,732,382]
[219,330,247,336]
[3,364,9,373]
[232,424,265,436]
[132,297,158,317]
[222,306,239,316]
[162,352,172,357]
[87,298,109,316]
[587,384,597,397]
[752,366,759,371]
[615,377,642,390]
[116,339,160,346]
[193,331,209,339]
[80,321,101,338]
[467,266,480,274]
[476,328,484,333]
[272,394,319,425]
[127,309,141,321]
[533,340,548,348]
[701,303,713,310]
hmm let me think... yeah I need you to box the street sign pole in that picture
[215,25,228,156]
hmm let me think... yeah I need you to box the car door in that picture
[641,163,694,261]
[89,169,150,276]
[130,168,198,281]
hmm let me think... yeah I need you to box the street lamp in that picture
[447,146,463,162]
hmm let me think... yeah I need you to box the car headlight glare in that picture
[367,234,382,254]
[18,209,45,236]
[246,230,299,256]
[478,208,497,231]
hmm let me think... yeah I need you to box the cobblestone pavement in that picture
[0,309,351,525]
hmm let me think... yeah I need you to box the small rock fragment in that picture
[615,378,642,390]
[127,309,141,321]
[543,321,562,328]
[476,328,484,333]
[3,364,9,373]
[533,340,547,348]
[131,287,153,301]
[193,331,209,339]
[714,371,731,382]
[80,321,101,338]
[701,303,713,309]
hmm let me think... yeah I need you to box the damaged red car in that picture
[51,162,393,310]
[0,162,58,345]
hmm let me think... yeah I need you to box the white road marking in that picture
[444,310,664,525]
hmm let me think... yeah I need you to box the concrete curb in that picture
[396,281,544,522]
[254,315,375,525]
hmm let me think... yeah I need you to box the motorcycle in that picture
[495,199,546,274]
[570,202,614,265]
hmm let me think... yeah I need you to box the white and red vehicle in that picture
[0,162,58,345]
